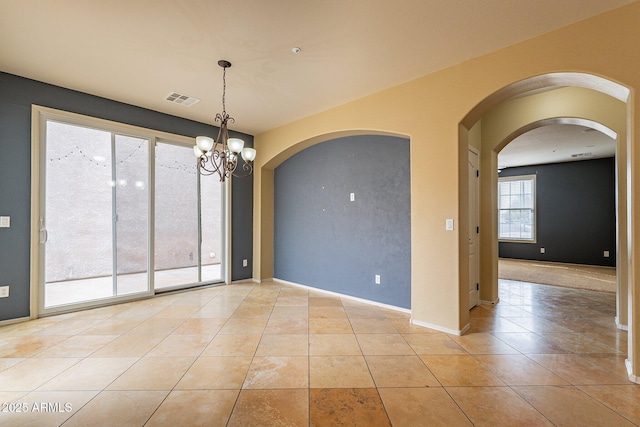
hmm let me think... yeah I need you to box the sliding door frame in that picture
[30,106,229,318]
[153,138,228,294]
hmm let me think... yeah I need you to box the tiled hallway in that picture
[0,280,638,426]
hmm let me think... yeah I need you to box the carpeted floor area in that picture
[498,258,616,293]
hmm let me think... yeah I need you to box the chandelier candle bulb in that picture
[241,148,257,162]
[196,136,214,153]
[227,138,244,153]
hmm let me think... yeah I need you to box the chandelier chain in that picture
[221,66,227,116]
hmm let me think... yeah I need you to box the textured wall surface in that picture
[274,135,411,308]
[499,157,616,267]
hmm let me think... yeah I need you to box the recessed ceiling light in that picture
[292,47,301,54]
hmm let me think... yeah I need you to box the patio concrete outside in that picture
[45,264,221,308]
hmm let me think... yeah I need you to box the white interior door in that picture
[468,148,480,309]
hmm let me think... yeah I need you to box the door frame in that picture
[152,138,229,294]
[29,106,228,318]
[468,146,480,309]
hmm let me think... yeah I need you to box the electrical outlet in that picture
[242,259,248,267]
[540,247,545,254]
[0,286,9,298]
[0,216,9,228]
[604,251,610,258]
[375,274,381,285]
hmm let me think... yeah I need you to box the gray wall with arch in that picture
[273,134,411,309]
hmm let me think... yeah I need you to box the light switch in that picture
[0,216,10,228]
[445,219,454,231]
[350,192,355,202]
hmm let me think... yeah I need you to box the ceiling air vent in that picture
[571,152,593,158]
[165,92,200,107]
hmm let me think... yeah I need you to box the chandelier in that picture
[193,60,256,181]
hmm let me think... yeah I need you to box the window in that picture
[498,175,536,242]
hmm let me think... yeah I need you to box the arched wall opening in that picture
[272,133,412,309]
[459,73,633,379]
[254,129,411,286]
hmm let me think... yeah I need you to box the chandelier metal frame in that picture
[193,60,255,181]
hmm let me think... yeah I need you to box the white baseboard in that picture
[273,278,411,315]
[0,316,30,327]
[480,297,500,305]
[626,359,640,384]
[410,318,470,336]
[615,317,629,330]
[230,279,255,285]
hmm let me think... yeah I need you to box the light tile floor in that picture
[0,279,638,426]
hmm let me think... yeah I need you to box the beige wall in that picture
[253,2,640,376]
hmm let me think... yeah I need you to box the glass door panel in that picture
[201,170,223,282]
[44,121,115,308]
[154,142,200,289]
[114,134,149,296]
[43,121,150,309]
[154,142,223,290]
[39,110,225,313]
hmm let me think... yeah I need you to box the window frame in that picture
[498,174,537,243]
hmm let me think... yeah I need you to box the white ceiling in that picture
[0,0,633,143]
[498,124,616,169]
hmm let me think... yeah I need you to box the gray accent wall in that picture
[274,135,411,309]
[498,157,615,267]
[0,72,253,322]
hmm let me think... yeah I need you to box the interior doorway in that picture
[459,73,632,380]
[495,123,617,295]
[468,147,480,309]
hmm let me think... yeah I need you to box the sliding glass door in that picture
[113,134,150,296]
[37,109,225,314]
[154,142,222,291]
[42,121,149,308]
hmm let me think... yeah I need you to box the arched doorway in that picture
[459,72,634,381]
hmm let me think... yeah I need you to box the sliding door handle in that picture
[39,229,48,244]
